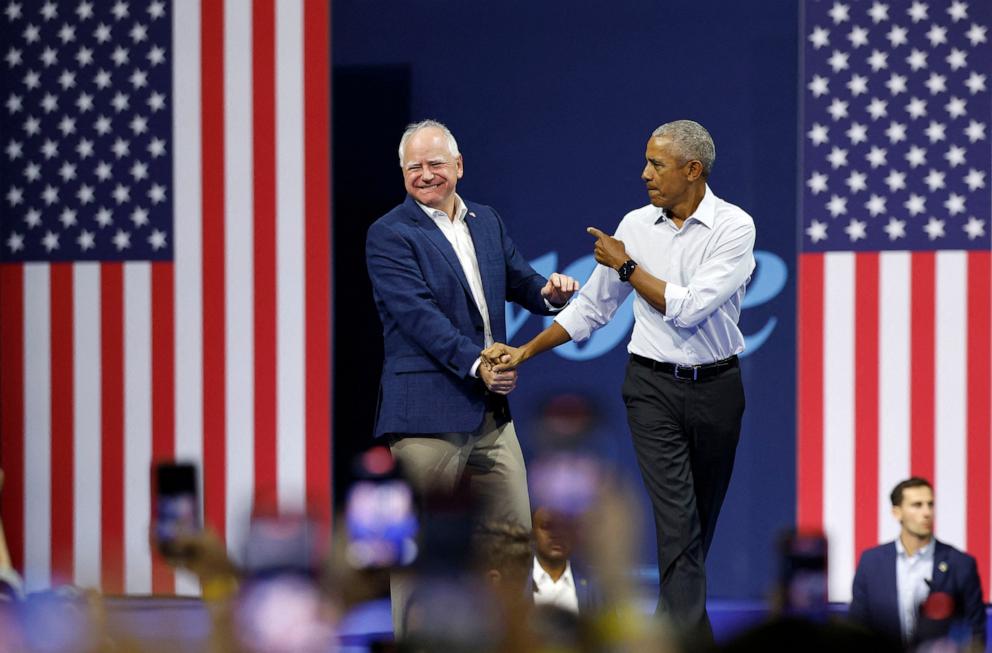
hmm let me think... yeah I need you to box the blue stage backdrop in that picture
[335,0,800,599]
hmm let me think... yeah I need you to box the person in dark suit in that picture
[531,506,603,615]
[849,477,986,647]
[365,119,578,631]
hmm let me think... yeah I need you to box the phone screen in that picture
[778,530,828,613]
[154,462,200,556]
[345,478,419,569]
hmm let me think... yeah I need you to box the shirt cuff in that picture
[470,357,482,378]
[544,298,566,312]
[663,282,688,320]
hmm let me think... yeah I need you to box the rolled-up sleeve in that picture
[663,218,756,329]
[555,262,633,342]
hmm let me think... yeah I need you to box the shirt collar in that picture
[532,558,574,587]
[896,537,934,560]
[654,184,716,228]
[415,194,468,223]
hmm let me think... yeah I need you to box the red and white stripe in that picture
[0,0,332,595]
[798,250,991,602]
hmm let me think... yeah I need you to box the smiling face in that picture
[641,135,698,211]
[401,127,463,212]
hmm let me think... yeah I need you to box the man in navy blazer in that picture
[366,120,578,631]
[849,477,986,647]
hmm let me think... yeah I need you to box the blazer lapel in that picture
[929,540,950,594]
[404,197,476,302]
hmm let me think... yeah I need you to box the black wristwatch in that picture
[617,259,638,282]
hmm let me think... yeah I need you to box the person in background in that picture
[402,520,534,653]
[849,476,986,648]
[531,506,602,615]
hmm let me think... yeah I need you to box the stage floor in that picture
[95,594,992,651]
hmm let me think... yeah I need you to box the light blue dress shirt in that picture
[895,537,934,642]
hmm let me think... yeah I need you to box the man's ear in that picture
[686,160,703,182]
[456,154,464,179]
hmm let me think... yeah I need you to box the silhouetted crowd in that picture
[0,456,985,653]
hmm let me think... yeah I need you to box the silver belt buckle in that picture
[673,364,698,381]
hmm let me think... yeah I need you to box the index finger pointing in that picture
[586,227,606,239]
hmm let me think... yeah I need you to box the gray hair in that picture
[652,120,716,178]
[398,119,460,167]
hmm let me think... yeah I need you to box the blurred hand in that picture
[161,530,238,581]
[541,272,580,307]
[586,227,629,270]
[480,360,517,395]
[482,343,527,373]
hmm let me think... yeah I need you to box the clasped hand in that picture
[480,351,517,395]
[481,343,525,374]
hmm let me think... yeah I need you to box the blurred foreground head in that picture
[720,616,902,653]
[473,520,532,596]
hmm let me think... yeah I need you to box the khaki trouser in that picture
[387,411,531,635]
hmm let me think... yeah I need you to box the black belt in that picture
[630,353,738,381]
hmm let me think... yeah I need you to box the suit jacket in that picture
[572,565,604,614]
[849,538,986,645]
[366,196,553,437]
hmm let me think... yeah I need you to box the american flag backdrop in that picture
[0,0,331,595]
[798,0,991,602]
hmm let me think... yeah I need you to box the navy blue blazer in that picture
[849,539,986,645]
[571,565,604,614]
[366,196,553,437]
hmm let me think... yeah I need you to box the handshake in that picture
[478,342,527,396]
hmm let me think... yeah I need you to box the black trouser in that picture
[621,356,744,642]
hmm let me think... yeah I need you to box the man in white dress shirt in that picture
[483,120,756,642]
[532,506,580,613]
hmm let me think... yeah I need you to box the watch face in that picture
[619,260,636,282]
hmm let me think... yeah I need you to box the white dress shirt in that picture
[555,185,756,366]
[532,557,579,614]
[417,195,494,348]
[896,538,934,642]
[417,195,561,377]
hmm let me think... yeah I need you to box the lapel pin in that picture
[469,211,476,218]
[938,561,948,573]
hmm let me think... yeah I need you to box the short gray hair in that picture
[652,120,716,178]
[398,119,460,167]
